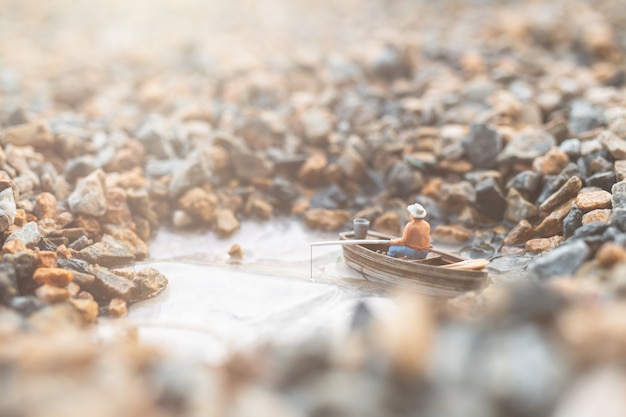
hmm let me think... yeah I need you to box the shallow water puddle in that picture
[127,220,395,363]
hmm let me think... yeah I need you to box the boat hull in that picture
[340,231,489,297]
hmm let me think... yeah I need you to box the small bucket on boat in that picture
[353,218,370,239]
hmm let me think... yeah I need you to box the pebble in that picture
[298,153,328,187]
[231,152,274,183]
[69,298,99,324]
[301,108,333,145]
[440,181,476,212]
[372,211,401,235]
[539,176,583,215]
[168,148,213,198]
[432,224,472,243]
[107,298,128,318]
[4,221,43,248]
[559,138,581,160]
[35,284,71,303]
[568,100,600,135]
[86,264,136,302]
[506,170,542,200]
[131,267,168,302]
[68,169,107,217]
[215,209,240,237]
[33,192,57,219]
[611,181,626,209]
[33,267,74,287]
[498,129,556,164]
[178,187,217,224]
[532,148,569,175]
[527,240,591,281]
[610,207,626,232]
[103,225,148,260]
[304,208,351,231]
[462,123,502,169]
[534,199,574,238]
[600,131,626,160]
[504,219,535,246]
[228,244,244,259]
[78,236,135,268]
[385,162,425,198]
[475,177,507,220]
[576,190,612,211]
[0,120,54,148]
[596,242,626,268]
[582,209,612,225]
[525,236,565,253]
[0,187,16,233]
[505,188,539,224]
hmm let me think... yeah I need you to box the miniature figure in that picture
[387,203,430,259]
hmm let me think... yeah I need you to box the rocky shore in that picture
[1,0,626,415]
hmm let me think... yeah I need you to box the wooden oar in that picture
[310,239,390,247]
[440,258,489,270]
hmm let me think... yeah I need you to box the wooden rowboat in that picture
[339,230,490,298]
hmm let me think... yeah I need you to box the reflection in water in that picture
[129,219,528,363]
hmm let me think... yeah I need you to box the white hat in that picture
[407,203,427,219]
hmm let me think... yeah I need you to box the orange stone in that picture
[34,192,57,219]
[532,148,569,175]
[70,298,99,324]
[596,243,626,268]
[432,225,472,243]
[35,284,71,303]
[503,219,535,245]
[228,244,244,259]
[525,236,565,253]
[2,238,27,254]
[74,215,101,239]
[108,298,128,318]
[582,209,612,225]
[37,251,58,268]
[33,267,74,287]
[373,211,402,235]
[576,190,612,212]
[421,178,442,199]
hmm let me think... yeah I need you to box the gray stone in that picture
[0,262,17,305]
[539,176,582,215]
[498,130,556,164]
[559,138,581,160]
[568,100,601,135]
[462,123,502,169]
[301,108,333,145]
[612,181,626,209]
[3,252,39,295]
[600,130,626,160]
[440,181,476,212]
[310,185,348,210]
[368,44,411,81]
[475,177,506,220]
[68,169,107,217]
[610,207,626,232]
[9,295,47,317]
[135,115,176,159]
[130,267,168,302]
[5,221,42,248]
[586,171,616,191]
[78,235,135,268]
[527,240,590,281]
[0,187,16,233]
[64,155,99,184]
[386,162,425,199]
[505,188,539,224]
[87,264,136,303]
[231,152,274,182]
[68,235,92,251]
[168,148,213,198]
[562,204,584,238]
[506,170,542,201]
